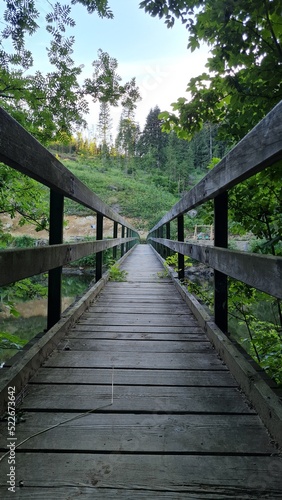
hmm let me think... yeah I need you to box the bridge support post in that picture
[166,223,171,258]
[214,192,228,333]
[113,222,118,260]
[178,215,185,280]
[159,225,164,258]
[47,190,64,330]
[126,228,130,253]
[96,213,103,282]
[121,226,125,256]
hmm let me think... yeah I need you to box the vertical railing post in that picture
[126,228,130,253]
[121,226,125,257]
[214,192,228,333]
[166,222,171,259]
[113,221,118,261]
[156,228,160,254]
[96,213,103,282]
[47,190,64,330]
[178,214,184,280]
[159,225,164,258]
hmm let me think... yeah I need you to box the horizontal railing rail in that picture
[149,239,282,300]
[0,237,136,287]
[0,107,139,329]
[147,101,282,334]
[0,108,135,229]
[149,100,282,233]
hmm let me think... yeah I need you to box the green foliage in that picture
[157,262,170,279]
[138,106,168,169]
[0,232,13,249]
[0,164,49,231]
[12,236,36,248]
[140,0,282,142]
[1,3,139,143]
[165,253,192,269]
[240,317,282,384]
[229,281,282,385]
[186,276,282,385]
[229,165,282,255]
[157,253,193,278]
[63,157,179,228]
[0,332,25,350]
[108,263,128,281]
[0,276,48,305]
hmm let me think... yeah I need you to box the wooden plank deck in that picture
[1,245,282,499]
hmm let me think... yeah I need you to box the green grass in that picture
[63,158,179,229]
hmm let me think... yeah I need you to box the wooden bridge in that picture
[0,104,282,498]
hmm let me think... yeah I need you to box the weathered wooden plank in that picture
[96,297,184,304]
[20,384,253,413]
[80,314,194,326]
[87,305,192,314]
[0,238,135,286]
[30,368,237,386]
[0,107,136,229]
[0,488,279,500]
[66,330,205,340]
[1,453,282,499]
[149,100,282,231]
[97,295,181,302]
[71,324,202,334]
[44,351,226,370]
[58,339,213,353]
[151,239,282,299]
[0,413,273,453]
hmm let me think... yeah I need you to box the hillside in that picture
[0,156,181,242]
[60,157,180,235]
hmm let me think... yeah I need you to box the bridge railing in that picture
[147,101,282,334]
[0,107,139,330]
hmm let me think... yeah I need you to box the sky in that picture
[6,0,210,137]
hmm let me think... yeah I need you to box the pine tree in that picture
[137,106,168,169]
[97,102,112,153]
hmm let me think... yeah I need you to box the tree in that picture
[115,78,141,160]
[0,2,91,142]
[140,0,282,142]
[0,3,139,142]
[0,2,140,230]
[97,101,112,154]
[138,106,168,169]
[116,117,140,159]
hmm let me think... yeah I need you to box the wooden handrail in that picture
[0,238,136,287]
[149,239,282,299]
[148,101,282,333]
[149,100,282,232]
[0,106,139,328]
[0,107,135,230]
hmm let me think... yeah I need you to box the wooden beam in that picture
[177,215,184,280]
[48,190,64,330]
[150,239,282,299]
[0,107,136,231]
[113,222,118,260]
[121,226,125,257]
[214,193,228,333]
[96,213,103,282]
[0,238,136,286]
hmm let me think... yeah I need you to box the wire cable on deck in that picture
[0,366,115,464]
